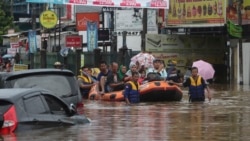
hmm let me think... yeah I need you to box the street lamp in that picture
[238,0,243,85]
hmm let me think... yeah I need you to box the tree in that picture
[0,0,14,45]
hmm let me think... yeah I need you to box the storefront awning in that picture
[165,23,225,28]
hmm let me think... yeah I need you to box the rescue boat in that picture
[88,84,125,101]
[139,72,183,102]
[139,81,183,102]
[88,73,183,102]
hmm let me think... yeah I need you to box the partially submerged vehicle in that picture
[0,69,83,113]
[0,88,90,134]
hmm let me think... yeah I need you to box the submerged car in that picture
[0,69,83,113]
[0,88,90,134]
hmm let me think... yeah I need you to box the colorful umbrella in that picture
[130,52,155,68]
[192,60,215,80]
[2,54,14,59]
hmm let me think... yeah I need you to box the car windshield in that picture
[7,74,77,97]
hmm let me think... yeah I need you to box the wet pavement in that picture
[2,84,250,141]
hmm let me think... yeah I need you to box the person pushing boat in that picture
[169,67,211,102]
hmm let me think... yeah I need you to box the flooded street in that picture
[2,84,250,141]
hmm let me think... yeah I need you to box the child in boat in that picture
[138,69,146,85]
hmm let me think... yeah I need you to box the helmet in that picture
[54,61,61,66]
[172,60,177,65]
[153,59,161,63]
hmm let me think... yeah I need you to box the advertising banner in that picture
[13,64,29,72]
[65,35,82,48]
[147,9,158,33]
[167,0,226,25]
[227,0,250,25]
[87,22,98,52]
[28,30,37,53]
[26,0,65,4]
[146,34,225,51]
[115,9,143,31]
[76,12,99,31]
[7,48,17,56]
[27,0,169,9]
[10,43,19,48]
[146,34,225,67]
[67,0,169,9]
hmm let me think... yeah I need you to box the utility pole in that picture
[119,31,128,65]
[141,8,147,52]
[40,3,47,68]
[30,4,36,69]
[10,0,13,20]
[238,0,243,85]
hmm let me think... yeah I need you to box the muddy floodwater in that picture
[2,84,250,141]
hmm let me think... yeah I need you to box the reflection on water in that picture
[2,84,250,141]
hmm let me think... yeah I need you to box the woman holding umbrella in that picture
[169,67,211,102]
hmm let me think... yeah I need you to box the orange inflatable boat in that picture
[139,81,183,102]
[88,84,125,101]
[88,73,182,102]
[138,72,183,102]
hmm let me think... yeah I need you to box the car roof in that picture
[0,69,75,81]
[0,88,52,103]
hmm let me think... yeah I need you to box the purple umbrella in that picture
[192,60,215,80]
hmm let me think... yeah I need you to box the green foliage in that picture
[0,0,14,45]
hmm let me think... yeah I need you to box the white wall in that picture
[79,31,142,52]
[117,35,141,51]
[237,42,250,85]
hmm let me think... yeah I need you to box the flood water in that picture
[2,84,250,141]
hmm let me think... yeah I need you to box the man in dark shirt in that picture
[106,62,125,92]
[166,68,182,83]
[97,61,111,94]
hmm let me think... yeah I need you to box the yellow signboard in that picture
[39,10,58,29]
[13,64,29,71]
[167,0,226,25]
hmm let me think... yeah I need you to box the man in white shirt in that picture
[146,59,167,80]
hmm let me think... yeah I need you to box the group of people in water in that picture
[76,59,211,104]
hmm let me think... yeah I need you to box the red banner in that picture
[149,0,168,8]
[120,0,141,7]
[67,0,169,9]
[76,12,99,31]
[65,35,82,48]
[68,0,87,4]
[93,0,114,6]
[10,43,19,48]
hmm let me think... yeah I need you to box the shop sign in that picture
[39,10,58,29]
[65,35,82,48]
[167,0,225,25]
